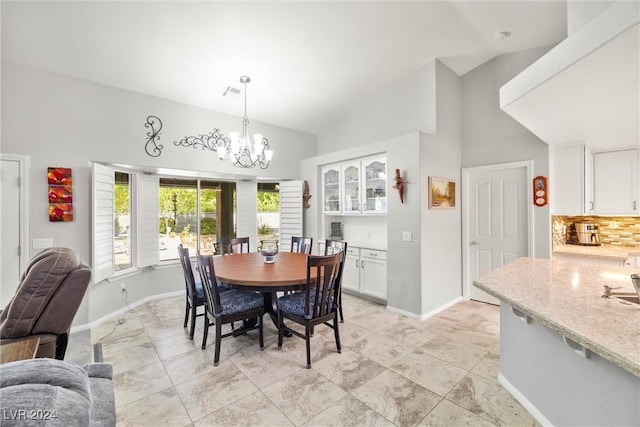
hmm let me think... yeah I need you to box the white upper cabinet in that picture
[551,143,593,215]
[362,156,387,214]
[322,155,387,215]
[593,149,639,214]
[551,145,638,215]
[322,164,341,214]
[342,161,361,214]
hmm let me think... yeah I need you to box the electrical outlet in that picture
[120,283,126,293]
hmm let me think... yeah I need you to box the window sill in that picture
[106,268,142,283]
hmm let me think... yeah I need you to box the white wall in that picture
[317,63,436,154]
[310,60,462,317]
[419,61,462,313]
[1,62,317,325]
[461,47,552,258]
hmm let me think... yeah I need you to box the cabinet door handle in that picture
[361,261,365,268]
[369,252,377,257]
[634,201,637,210]
[589,201,594,211]
[355,260,359,268]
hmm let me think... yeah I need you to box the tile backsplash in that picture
[552,216,640,249]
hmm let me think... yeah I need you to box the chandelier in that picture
[173,75,273,169]
[219,76,273,168]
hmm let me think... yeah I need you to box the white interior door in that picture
[1,156,27,307]
[463,162,531,304]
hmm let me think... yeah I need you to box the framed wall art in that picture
[429,176,456,209]
[48,167,74,221]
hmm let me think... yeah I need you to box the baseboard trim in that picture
[387,296,463,320]
[70,290,183,333]
[498,372,552,427]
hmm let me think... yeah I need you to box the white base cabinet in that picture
[342,246,387,301]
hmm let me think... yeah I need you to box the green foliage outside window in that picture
[114,183,130,216]
[257,192,279,212]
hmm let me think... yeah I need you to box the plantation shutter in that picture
[135,173,159,267]
[92,163,115,283]
[236,180,258,252]
[279,180,303,253]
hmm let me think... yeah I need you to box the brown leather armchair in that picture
[0,247,91,360]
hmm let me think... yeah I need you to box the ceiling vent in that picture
[222,86,242,98]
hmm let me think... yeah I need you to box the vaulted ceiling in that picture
[2,1,567,135]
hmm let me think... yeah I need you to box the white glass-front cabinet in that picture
[322,164,341,214]
[323,155,387,215]
[342,161,361,214]
[362,156,387,214]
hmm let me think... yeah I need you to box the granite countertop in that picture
[553,244,639,261]
[474,257,640,377]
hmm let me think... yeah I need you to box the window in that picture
[114,172,131,271]
[257,183,279,249]
[92,163,300,283]
[92,163,158,283]
[159,178,233,260]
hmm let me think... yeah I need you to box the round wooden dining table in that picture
[214,252,312,290]
[213,252,313,329]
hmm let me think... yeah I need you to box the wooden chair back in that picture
[196,255,222,316]
[220,237,250,255]
[291,236,313,255]
[177,245,198,299]
[305,252,344,319]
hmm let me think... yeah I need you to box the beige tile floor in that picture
[83,294,537,427]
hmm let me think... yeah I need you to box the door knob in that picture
[470,240,479,246]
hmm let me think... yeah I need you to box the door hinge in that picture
[18,245,21,257]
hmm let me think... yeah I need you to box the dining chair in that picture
[220,237,250,255]
[324,239,348,322]
[276,252,345,368]
[291,236,313,255]
[178,245,205,340]
[196,255,264,366]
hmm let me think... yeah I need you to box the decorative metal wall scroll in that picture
[174,128,229,154]
[144,115,164,157]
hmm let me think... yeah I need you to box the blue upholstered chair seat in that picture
[193,281,204,300]
[195,280,232,301]
[215,289,264,317]
[278,290,334,320]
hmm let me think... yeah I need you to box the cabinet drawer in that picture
[360,249,387,260]
[346,247,359,256]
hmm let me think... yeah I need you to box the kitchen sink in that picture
[614,295,640,305]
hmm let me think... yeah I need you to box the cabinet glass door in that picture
[363,157,387,213]
[323,165,341,213]
[342,162,361,213]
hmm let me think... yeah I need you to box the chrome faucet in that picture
[602,285,624,298]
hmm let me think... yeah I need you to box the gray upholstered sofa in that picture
[0,358,115,426]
